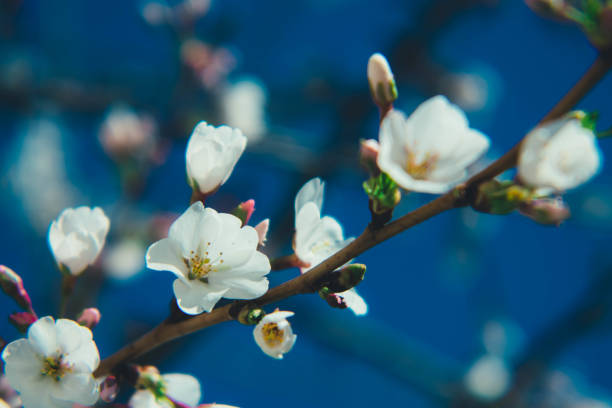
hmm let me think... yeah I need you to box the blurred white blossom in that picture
[253,310,297,359]
[8,118,80,232]
[102,239,145,280]
[465,354,511,401]
[48,206,110,275]
[98,105,156,160]
[518,114,601,192]
[146,202,270,314]
[130,367,201,408]
[377,96,490,194]
[186,122,247,195]
[1,316,100,408]
[221,80,267,143]
[294,178,367,315]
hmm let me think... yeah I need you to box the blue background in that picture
[1,0,612,407]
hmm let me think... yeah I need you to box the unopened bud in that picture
[367,53,398,111]
[77,308,102,329]
[519,198,570,226]
[360,139,380,174]
[525,0,570,20]
[254,219,269,246]
[325,264,366,293]
[363,173,401,214]
[238,307,265,325]
[471,180,531,215]
[100,376,119,403]
[0,265,32,312]
[318,287,348,310]
[9,312,37,333]
[232,199,255,226]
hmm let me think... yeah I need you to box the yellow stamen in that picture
[405,150,437,180]
[262,322,284,347]
[41,356,71,381]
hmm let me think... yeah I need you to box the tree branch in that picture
[94,51,612,379]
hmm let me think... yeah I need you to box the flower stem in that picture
[93,51,612,379]
[59,275,77,318]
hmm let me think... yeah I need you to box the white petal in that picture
[27,316,58,357]
[129,390,167,408]
[172,279,228,314]
[146,238,189,282]
[168,202,210,251]
[163,374,201,406]
[52,372,99,405]
[339,288,368,316]
[294,178,325,216]
[1,339,41,392]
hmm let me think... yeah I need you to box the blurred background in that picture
[1,0,612,407]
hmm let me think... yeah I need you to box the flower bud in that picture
[318,287,348,309]
[8,312,37,333]
[359,139,380,174]
[231,199,255,226]
[254,219,269,247]
[0,265,32,312]
[77,307,102,329]
[253,310,296,359]
[470,180,531,215]
[524,0,570,20]
[363,173,401,214]
[325,264,366,293]
[367,53,398,111]
[519,198,570,226]
[100,376,119,403]
[238,307,265,325]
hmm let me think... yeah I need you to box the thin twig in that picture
[94,52,612,379]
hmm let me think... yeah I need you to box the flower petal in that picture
[163,374,201,407]
[294,178,325,216]
[27,316,58,357]
[172,279,228,314]
[146,238,189,282]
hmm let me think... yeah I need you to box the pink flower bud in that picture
[100,376,119,403]
[519,198,570,226]
[0,265,32,312]
[360,139,380,174]
[324,293,348,309]
[77,308,101,329]
[9,312,37,333]
[367,53,397,111]
[232,199,255,226]
[254,219,269,247]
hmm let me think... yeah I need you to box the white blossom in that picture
[130,369,201,408]
[294,178,367,316]
[146,202,270,314]
[185,121,247,194]
[221,80,267,143]
[98,105,156,159]
[518,115,601,192]
[253,311,297,359]
[464,354,511,401]
[377,96,490,194]
[48,207,110,275]
[1,316,100,408]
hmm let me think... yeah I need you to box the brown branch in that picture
[94,52,612,379]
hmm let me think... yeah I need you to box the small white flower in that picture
[294,178,367,316]
[185,121,247,194]
[129,369,201,408]
[98,105,156,159]
[48,206,110,275]
[518,115,601,192]
[377,96,490,194]
[253,311,297,359]
[146,202,270,314]
[221,79,267,144]
[1,316,100,408]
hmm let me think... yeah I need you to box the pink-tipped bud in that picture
[519,198,570,226]
[9,312,37,333]
[360,139,380,174]
[77,308,102,329]
[324,293,348,309]
[254,219,269,247]
[0,265,32,312]
[232,199,255,226]
[367,53,397,112]
[100,376,119,403]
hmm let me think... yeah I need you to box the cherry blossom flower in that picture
[253,311,297,359]
[129,367,201,408]
[377,96,490,194]
[146,202,270,314]
[294,178,367,316]
[1,316,100,408]
[48,207,110,276]
[185,122,247,195]
[518,114,602,192]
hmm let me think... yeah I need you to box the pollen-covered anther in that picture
[262,322,284,347]
[41,355,72,381]
[405,151,438,180]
